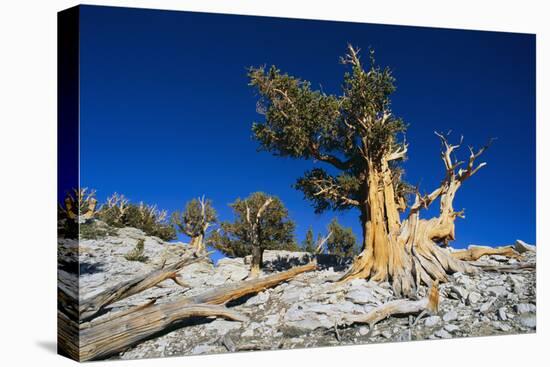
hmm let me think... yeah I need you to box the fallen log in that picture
[74,261,316,361]
[58,310,79,360]
[185,260,317,305]
[79,303,247,361]
[58,269,79,319]
[451,246,521,261]
[79,253,204,319]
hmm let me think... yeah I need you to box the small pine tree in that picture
[301,227,316,253]
[171,197,217,252]
[58,188,98,238]
[124,239,148,262]
[210,192,297,275]
[326,218,359,258]
[98,193,176,241]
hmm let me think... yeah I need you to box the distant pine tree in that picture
[98,193,176,241]
[209,192,297,276]
[301,227,316,253]
[326,218,359,258]
[171,196,217,252]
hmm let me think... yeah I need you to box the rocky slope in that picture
[60,224,536,360]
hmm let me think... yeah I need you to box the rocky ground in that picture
[59,224,536,360]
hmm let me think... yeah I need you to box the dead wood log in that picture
[58,269,79,319]
[79,253,204,319]
[185,261,317,305]
[79,303,247,361]
[451,246,521,261]
[342,281,440,330]
[81,299,158,329]
[58,310,80,360]
[74,261,316,361]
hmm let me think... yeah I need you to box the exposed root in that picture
[338,133,503,297]
[340,216,477,297]
[341,281,440,330]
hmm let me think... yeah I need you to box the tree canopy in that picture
[249,46,412,216]
[248,45,493,296]
[210,192,298,258]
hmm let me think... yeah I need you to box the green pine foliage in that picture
[98,193,176,241]
[171,197,217,238]
[301,227,317,253]
[210,192,298,257]
[326,218,359,258]
[124,239,148,262]
[248,45,413,215]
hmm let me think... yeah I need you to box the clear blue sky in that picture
[78,5,536,261]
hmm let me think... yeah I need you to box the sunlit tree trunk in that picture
[250,246,264,277]
[246,197,273,277]
[341,135,503,297]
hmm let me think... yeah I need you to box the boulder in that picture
[444,324,460,333]
[479,298,496,314]
[442,310,458,322]
[514,240,536,253]
[466,291,482,305]
[518,313,536,329]
[486,286,508,298]
[346,287,381,305]
[205,320,242,335]
[245,291,270,306]
[515,303,536,314]
[434,329,453,339]
[448,285,468,301]
[424,316,441,327]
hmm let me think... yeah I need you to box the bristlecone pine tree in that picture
[58,188,98,238]
[210,192,297,276]
[326,218,359,258]
[248,45,498,296]
[98,193,176,241]
[171,196,217,252]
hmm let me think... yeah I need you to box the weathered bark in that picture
[58,269,79,320]
[78,303,247,361]
[79,253,203,320]
[340,134,501,297]
[245,197,273,275]
[250,246,264,277]
[70,261,316,361]
[58,310,80,360]
[186,261,316,304]
[314,231,332,254]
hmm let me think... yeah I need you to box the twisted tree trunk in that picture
[341,135,514,297]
